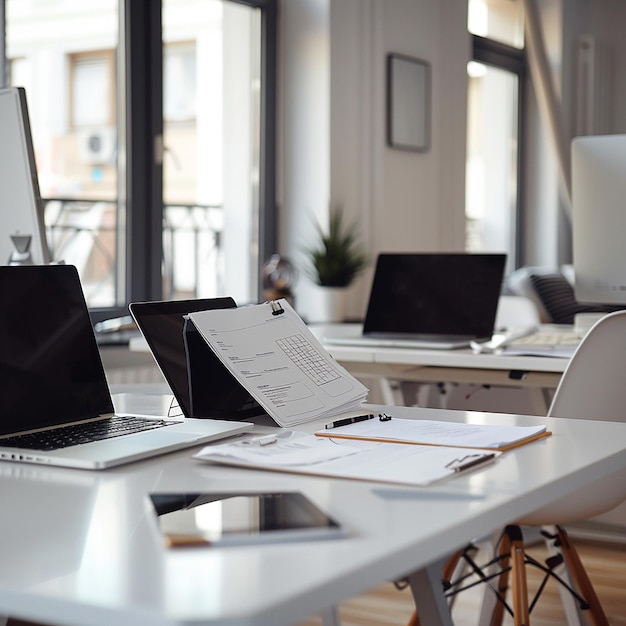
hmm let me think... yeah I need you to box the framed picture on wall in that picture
[386,53,431,152]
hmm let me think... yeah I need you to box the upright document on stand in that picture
[187,300,368,427]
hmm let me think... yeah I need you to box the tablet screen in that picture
[149,491,345,547]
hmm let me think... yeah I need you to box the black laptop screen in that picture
[130,298,237,418]
[130,298,265,420]
[0,264,114,436]
[362,253,506,339]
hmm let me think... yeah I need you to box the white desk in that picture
[310,324,569,414]
[2,399,626,626]
[127,325,569,409]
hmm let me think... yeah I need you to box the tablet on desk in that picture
[149,491,346,547]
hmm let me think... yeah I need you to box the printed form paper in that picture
[187,300,368,427]
[194,431,500,487]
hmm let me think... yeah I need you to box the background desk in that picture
[125,324,568,414]
[2,399,626,626]
[310,324,568,415]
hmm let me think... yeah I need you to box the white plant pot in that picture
[306,285,348,323]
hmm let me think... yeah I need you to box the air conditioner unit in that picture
[78,127,116,164]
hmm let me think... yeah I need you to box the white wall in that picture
[279,0,469,320]
[278,0,331,317]
[524,0,626,268]
[278,0,626,319]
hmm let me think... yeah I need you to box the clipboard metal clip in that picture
[268,300,285,316]
[445,453,495,473]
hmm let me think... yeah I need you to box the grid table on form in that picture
[276,334,341,385]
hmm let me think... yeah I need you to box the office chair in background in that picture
[407,309,626,626]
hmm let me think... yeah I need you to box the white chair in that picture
[407,310,626,626]
[490,309,626,626]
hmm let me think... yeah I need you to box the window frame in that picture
[471,33,527,269]
[0,0,277,323]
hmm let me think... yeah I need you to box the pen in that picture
[325,414,375,430]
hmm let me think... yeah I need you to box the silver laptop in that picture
[0,265,251,470]
[327,253,506,350]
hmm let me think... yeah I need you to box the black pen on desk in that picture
[325,413,375,430]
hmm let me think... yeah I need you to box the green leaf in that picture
[304,210,368,287]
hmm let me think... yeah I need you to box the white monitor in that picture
[0,86,50,265]
[572,133,626,304]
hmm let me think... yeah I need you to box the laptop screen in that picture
[0,265,114,436]
[130,298,236,417]
[130,298,265,420]
[362,253,506,339]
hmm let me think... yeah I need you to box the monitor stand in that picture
[8,233,33,265]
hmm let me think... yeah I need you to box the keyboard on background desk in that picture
[509,329,583,348]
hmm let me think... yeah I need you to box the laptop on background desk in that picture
[0,265,250,470]
[326,253,506,350]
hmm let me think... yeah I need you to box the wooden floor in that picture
[293,537,626,626]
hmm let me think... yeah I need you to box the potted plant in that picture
[305,210,367,287]
[303,210,367,321]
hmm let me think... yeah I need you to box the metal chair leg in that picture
[320,605,341,626]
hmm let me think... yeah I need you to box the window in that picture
[162,1,264,304]
[468,0,524,49]
[164,42,196,123]
[466,1,526,273]
[2,0,276,317]
[71,52,116,128]
[6,0,120,308]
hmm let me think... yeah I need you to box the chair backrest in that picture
[548,310,626,422]
[519,310,626,525]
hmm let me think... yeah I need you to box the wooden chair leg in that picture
[506,525,530,626]
[555,526,610,626]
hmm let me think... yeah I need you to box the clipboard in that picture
[193,431,501,487]
[315,415,551,452]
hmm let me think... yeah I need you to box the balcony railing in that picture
[43,198,223,306]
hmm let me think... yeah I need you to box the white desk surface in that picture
[129,324,569,375]
[310,323,570,374]
[2,400,626,626]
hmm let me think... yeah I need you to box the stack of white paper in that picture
[316,417,549,451]
[187,299,368,427]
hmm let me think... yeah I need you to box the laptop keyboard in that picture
[509,330,582,347]
[0,415,175,451]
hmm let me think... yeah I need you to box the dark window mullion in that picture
[125,0,163,303]
[258,0,277,294]
[0,0,6,87]
[472,34,525,75]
